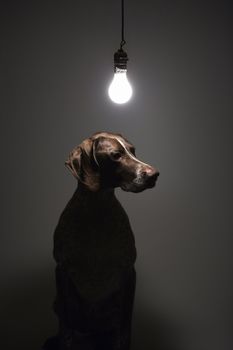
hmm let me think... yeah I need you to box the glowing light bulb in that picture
[108,68,132,104]
[108,48,133,104]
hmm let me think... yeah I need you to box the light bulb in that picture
[108,68,132,104]
[108,69,133,104]
[108,48,133,104]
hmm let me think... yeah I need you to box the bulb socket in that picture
[114,48,128,71]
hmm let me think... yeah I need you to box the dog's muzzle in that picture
[121,169,160,193]
[142,170,160,188]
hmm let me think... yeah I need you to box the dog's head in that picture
[65,132,159,193]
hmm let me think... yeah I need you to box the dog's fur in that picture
[43,132,159,350]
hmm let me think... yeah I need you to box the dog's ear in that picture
[65,146,82,180]
[65,138,100,191]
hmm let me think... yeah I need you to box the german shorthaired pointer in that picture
[43,131,159,350]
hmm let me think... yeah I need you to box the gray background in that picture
[1,0,233,349]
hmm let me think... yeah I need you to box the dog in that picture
[43,131,159,350]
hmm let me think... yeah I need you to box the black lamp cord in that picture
[120,0,126,49]
[114,0,128,70]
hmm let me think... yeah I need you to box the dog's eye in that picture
[110,151,122,160]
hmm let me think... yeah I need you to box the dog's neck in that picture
[75,183,115,202]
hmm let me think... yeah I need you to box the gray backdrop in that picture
[1,1,233,349]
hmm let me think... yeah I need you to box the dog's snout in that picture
[140,168,160,188]
[151,170,160,181]
[142,169,160,179]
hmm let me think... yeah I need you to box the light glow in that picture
[108,69,133,104]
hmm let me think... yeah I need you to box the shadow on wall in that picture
[1,266,182,350]
[1,265,57,350]
[132,299,182,350]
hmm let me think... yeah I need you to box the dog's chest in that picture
[54,196,137,300]
[74,204,136,267]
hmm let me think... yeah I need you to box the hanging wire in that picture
[120,0,126,49]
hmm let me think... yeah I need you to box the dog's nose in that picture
[148,171,160,184]
[142,169,160,183]
[151,170,160,181]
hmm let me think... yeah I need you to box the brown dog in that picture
[65,131,159,193]
[45,132,159,350]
